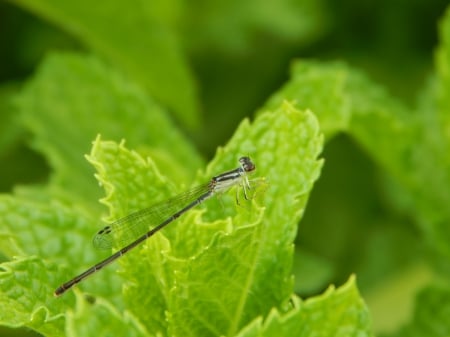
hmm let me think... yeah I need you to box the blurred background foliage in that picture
[1,0,450,336]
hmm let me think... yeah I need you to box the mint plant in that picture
[1,1,450,337]
[0,53,372,336]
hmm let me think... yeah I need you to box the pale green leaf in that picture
[66,293,152,337]
[0,256,67,337]
[236,276,373,337]
[0,192,122,302]
[261,60,351,138]
[83,136,236,335]
[84,136,185,335]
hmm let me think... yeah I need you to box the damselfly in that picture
[54,156,257,296]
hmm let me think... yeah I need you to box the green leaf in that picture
[85,136,177,222]
[15,53,203,202]
[236,275,373,337]
[167,102,324,336]
[0,191,122,302]
[0,256,67,337]
[66,293,151,337]
[0,193,92,262]
[261,60,415,156]
[84,136,191,335]
[81,136,255,334]
[13,0,200,127]
[80,102,323,336]
[261,60,351,138]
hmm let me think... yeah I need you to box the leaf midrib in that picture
[227,221,265,336]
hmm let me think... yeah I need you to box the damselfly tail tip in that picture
[54,287,64,297]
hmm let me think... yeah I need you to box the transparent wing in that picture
[92,183,211,250]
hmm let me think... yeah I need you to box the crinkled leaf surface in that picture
[0,256,66,337]
[12,0,199,127]
[83,136,178,334]
[0,192,122,304]
[66,293,151,337]
[236,275,373,337]
[0,194,94,263]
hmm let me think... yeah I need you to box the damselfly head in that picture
[239,156,255,173]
